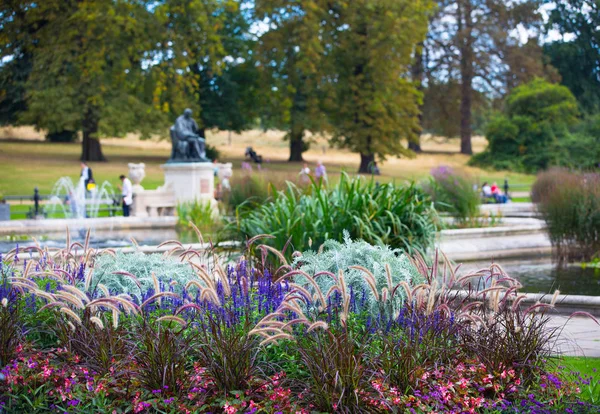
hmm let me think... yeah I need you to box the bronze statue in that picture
[168,108,209,163]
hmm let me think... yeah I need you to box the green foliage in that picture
[90,251,197,300]
[231,173,437,260]
[471,79,581,173]
[254,0,330,160]
[325,0,433,168]
[0,0,227,160]
[425,166,480,225]
[176,200,221,234]
[294,232,423,317]
[533,168,600,262]
[198,1,261,135]
[205,144,221,162]
[545,0,600,113]
[422,80,492,138]
[222,171,299,214]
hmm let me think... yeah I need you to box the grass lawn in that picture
[558,356,600,403]
[0,126,535,199]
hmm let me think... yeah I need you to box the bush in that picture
[230,173,437,260]
[294,232,423,317]
[470,79,582,173]
[425,166,480,225]
[205,144,220,161]
[533,168,600,262]
[90,251,197,300]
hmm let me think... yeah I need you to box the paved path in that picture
[550,316,600,357]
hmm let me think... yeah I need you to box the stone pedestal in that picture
[161,162,215,203]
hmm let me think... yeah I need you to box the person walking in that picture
[119,174,133,217]
[315,160,327,183]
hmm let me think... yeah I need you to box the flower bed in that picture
[0,238,598,413]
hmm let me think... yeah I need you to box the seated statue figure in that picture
[168,108,208,162]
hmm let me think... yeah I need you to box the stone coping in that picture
[448,290,600,317]
[0,216,178,235]
[439,223,546,240]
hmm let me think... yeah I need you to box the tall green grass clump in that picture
[231,173,437,259]
[533,168,600,262]
[176,200,221,234]
[425,166,480,225]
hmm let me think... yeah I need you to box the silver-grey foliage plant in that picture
[293,232,423,316]
[88,251,197,300]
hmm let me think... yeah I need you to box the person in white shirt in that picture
[299,162,311,184]
[481,182,493,198]
[119,174,133,217]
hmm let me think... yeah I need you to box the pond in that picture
[461,258,600,296]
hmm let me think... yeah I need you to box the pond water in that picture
[0,228,180,253]
[460,258,600,296]
[1,232,599,296]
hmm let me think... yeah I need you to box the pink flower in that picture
[223,402,237,414]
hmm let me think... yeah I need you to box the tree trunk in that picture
[288,130,304,162]
[358,153,375,174]
[410,41,425,153]
[288,84,306,162]
[80,107,106,162]
[458,0,474,155]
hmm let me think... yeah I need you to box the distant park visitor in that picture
[80,162,94,191]
[315,160,327,182]
[168,108,208,162]
[491,181,508,204]
[119,175,133,217]
[299,163,311,184]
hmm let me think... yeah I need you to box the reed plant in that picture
[425,166,480,225]
[533,168,600,262]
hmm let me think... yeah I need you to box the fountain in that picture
[47,177,117,219]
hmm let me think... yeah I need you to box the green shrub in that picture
[425,166,480,225]
[294,232,423,317]
[230,173,437,260]
[90,251,197,300]
[533,168,600,262]
[205,144,220,161]
[470,79,581,173]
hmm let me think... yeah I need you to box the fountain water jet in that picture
[48,177,116,219]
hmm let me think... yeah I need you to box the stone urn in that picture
[128,163,146,194]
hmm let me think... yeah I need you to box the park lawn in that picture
[0,129,535,197]
[557,356,600,403]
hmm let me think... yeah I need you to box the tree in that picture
[196,1,261,142]
[254,0,329,162]
[544,0,600,113]
[427,0,548,155]
[0,1,167,161]
[325,0,432,172]
[470,79,580,172]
